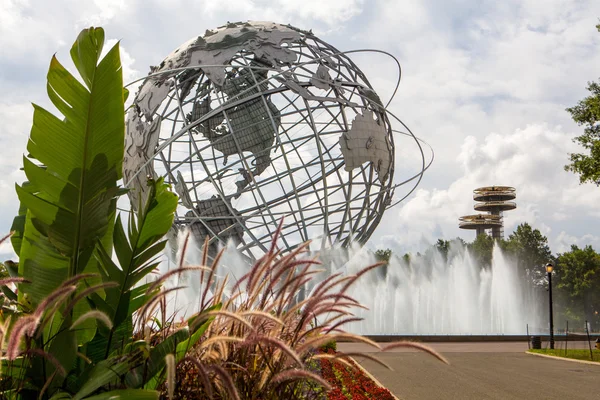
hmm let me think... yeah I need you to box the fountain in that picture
[317,241,542,335]
[163,234,542,335]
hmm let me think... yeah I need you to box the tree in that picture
[374,248,392,263]
[374,248,392,279]
[504,223,553,285]
[402,253,411,264]
[435,239,450,261]
[467,234,495,268]
[565,23,600,184]
[554,245,600,328]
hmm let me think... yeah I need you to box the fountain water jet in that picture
[159,233,541,335]
[319,241,541,335]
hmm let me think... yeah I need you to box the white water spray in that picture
[159,233,541,335]
[335,242,541,334]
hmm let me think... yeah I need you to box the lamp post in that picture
[546,262,554,349]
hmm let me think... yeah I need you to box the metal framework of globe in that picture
[123,21,431,261]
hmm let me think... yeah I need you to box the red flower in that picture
[319,349,395,400]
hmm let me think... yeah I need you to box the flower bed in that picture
[320,349,395,400]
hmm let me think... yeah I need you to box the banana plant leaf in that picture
[125,329,188,389]
[91,177,177,361]
[82,316,133,366]
[130,305,221,390]
[15,26,125,306]
[5,26,127,398]
[72,354,144,400]
[176,304,221,362]
[10,181,34,256]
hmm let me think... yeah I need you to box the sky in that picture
[1,0,600,259]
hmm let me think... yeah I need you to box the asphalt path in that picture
[338,342,599,400]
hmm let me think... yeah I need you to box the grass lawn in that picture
[529,348,600,362]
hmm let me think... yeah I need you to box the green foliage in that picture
[467,234,495,267]
[0,262,8,280]
[320,340,337,352]
[77,389,160,400]
[1,26,127,397]
[435,239,450,261]
[374,249,392,263]
[90,177,177,362]
[461,224,551,276]
[529,348,600,362]
[1,174,207,398]
[9,182,34,256]
[564,23,600,184]
[504,223,553,285]
[555,245,600,325]
[15,26,125,308]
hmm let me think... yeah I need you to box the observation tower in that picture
[459,186,516,239]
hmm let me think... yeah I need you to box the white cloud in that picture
[555,231,600,253]
[195,0,364,26]
[275,0,364,25]
[0,0,131,65]
[552,212,568,221]
[353,0,600,175]
[374,124,600,254]
[104,39,140,84]
[77,0,127,27]
[0,237,16,259]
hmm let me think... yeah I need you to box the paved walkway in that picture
[338,342,599,400]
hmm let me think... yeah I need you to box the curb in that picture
[525,351,600,366]
[348,356,401,400]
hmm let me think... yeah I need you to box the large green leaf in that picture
[92,178,177,359]
[0,357,27,384]
[10,181,34,255]
[16,26,125,304]
[47,315,78,392]
[73,355,142,400]
[19,212,69,305]
[6,26,126,399]
[125,328,188,389]
[176,304,221,362]
[84,316,133,365]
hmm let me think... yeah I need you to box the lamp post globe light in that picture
[546,262,555,349]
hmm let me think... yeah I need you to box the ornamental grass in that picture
[161,220,447,399]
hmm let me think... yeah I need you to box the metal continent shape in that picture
[340,110,392,184]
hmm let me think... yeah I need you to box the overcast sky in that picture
[2,0,600,259]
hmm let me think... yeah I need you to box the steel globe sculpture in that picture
[124,21,430,260]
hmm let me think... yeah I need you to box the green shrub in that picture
[320,339,338,352]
